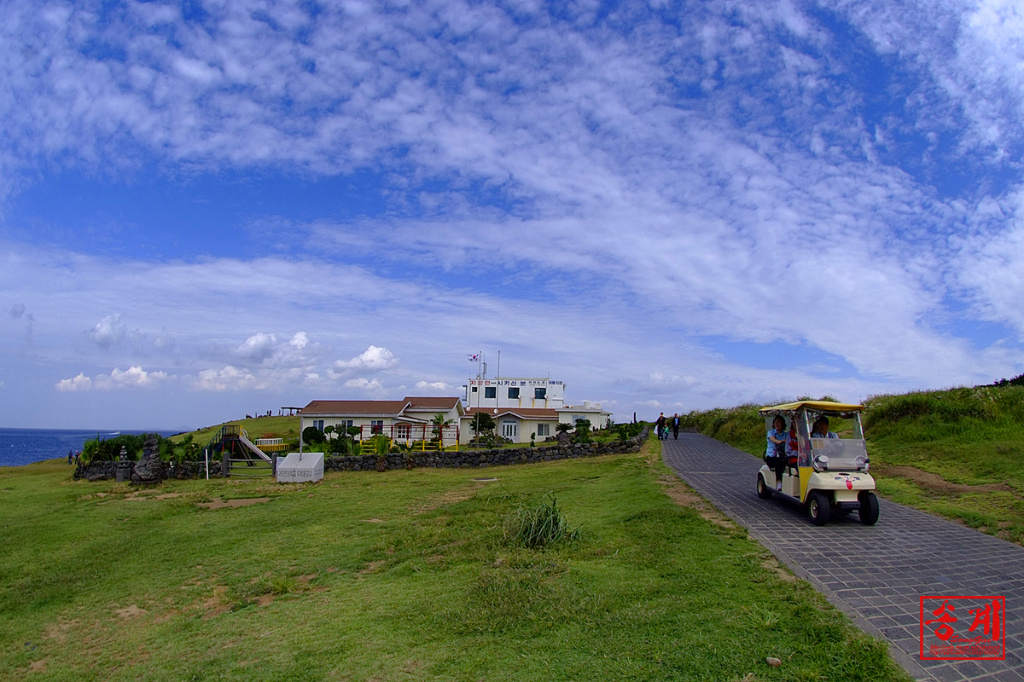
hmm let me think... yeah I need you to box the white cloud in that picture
[415,380,453,391]
[345,377,384,392]
[192,366,263,392]
[90,314,128,348]
[56,366,169,392]
[94,366,169,390]
[332,346,398,372]
[56,373,93,392]
[235,333,279,362]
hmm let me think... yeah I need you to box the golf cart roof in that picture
[759,400,864,415]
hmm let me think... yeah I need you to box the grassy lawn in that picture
[0,439,907,681]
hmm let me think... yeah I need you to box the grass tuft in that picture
[503,494,581,548]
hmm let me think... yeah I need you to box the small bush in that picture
[573,418,592,443]
[615,422,646,440]
[302,426,326,446]
[503,495,581,549]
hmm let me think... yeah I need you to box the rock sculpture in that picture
[132,435,163,484]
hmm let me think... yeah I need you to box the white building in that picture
[459,377,611,444]
[464,377,565,410]
[298,397,464,447]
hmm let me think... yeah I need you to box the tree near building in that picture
[470,412,496,435]
[431,413,453,447]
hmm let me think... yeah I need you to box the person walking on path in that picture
[67,449,73,465]
[655,412,666,440]
[671,413,681,439]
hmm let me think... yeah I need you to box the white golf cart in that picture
[756,401,879,526]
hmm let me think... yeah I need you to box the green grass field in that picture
[0,439,907,681]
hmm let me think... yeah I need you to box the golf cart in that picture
[756,401,879,526]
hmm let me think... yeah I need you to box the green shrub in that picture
[302,426,326,446]
[81,433,171,463]
[614,422,646,440]
[572,418,592,443]
[327,436,350,456]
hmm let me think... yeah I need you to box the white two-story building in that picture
[460,377,611,444]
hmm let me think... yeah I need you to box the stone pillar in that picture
[115,447,130,482]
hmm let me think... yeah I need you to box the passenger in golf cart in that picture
[756,401,879,526]
[765,415,792,491]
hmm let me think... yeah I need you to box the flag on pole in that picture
[468,353,479,361]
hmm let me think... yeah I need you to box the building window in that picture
[395,425,409,439]
[534,387,546,400]
[313,420,324,431]
[502,420,518,439]
[485,386,497,399]
[536,423,550,437]
[370,420,383,434]
[471,386,478,393]
[508,387,520,399]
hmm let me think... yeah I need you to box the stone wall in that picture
[72,427,650,480]
[73,459,209,482]
[325,427,650,471]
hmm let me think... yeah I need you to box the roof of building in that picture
[403,396,464,412]
[299,400,409,416]
[298,397,463,418]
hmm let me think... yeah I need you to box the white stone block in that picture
[276,452,324,483]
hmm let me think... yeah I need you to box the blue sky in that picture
[2,0,1023,431]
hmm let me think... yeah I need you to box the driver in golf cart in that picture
[811,416,838,439]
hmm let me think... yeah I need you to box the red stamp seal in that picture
[920,596,1006,660]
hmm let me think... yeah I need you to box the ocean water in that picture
[0,428,179,468]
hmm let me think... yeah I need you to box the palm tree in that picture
[431,413,453,449]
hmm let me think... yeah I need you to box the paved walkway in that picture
[662,433,1024,682]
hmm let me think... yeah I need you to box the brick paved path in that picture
[662,433,1024,682]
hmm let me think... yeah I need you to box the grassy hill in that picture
[0,439,908,681]
[169,415,301,447]
[680,384,1024,546]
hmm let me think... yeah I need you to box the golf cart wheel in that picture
[858,490,880,526]
[756,474,773,499]
[807,491,831,526]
